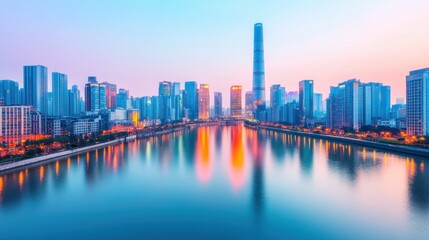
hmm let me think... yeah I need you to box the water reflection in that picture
[0,126,428,238]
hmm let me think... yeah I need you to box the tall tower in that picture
[252,23,265,110]
[24,65,48,113]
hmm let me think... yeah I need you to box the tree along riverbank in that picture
[245,123,429,158]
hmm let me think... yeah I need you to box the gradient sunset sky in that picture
[1,0,429,103]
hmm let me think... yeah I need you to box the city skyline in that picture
[2,1,429,104]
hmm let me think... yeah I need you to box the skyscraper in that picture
[159,81,172,122]
[299,80,314,123]
[252,23,266,112]
[84,77,106,112]
[270,84,285,122]
[69,85,81,116]
[198,84,210,119]
[103,82,117,109]
[184,81,198,120]
[0,80,19,105]
[313,93,324,118]
[230,86,242,118]
[171,82,181,120]
[116,88,129,109]
[52,72,69,116]
[406,68,429,136]
[326,79,363,130]
[24,65,48,113]
[214,92,222,117]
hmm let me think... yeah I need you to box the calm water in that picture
[0,126,428,239]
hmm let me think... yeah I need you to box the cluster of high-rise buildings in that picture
[248,23,424,137]
[0,22,428,145]
[0,66,245,143]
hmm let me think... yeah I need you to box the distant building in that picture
[285,91,299,103]
[24,65,48,113]
[52,72,69,117]
[158,81,172,122]
[184,81,198,120]
[0,106,32,141]
[313,93,324,118]
[72,117,101,135]
[327,79,363,130]
[270,84,285,122]
[116,88,129,109]
[0,80,19,105]
[84,77,106,112]
[198,84,210,119]
[103,82,117,109]
[299,80,314,124]
[69,85,81,116]
[406,68,429,136]
[230,86,242,118]
[252,23,266,111]
[214,92,222,117]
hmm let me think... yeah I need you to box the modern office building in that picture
[245,91,254,112]
[230,86,242,118]
[158,81,172,122]
[214,92,222,117]
[184,81,198,120]
[52,72,69,116]
[116,88,129,109]
[326,79,363,130]
[285,91,299,103]
[198,84,210,119]
[299,80,314,123]
[365,82,391,123]
[313,93,324,118]
[270,84,285,122]
[406,68,429,136]
[103,82,117,109]
[171,82,181,120]
[24,65,48,113]
[46,92,53,116]
[252,23,266,112]
[84,77,106,112]
[69,85,81,116]
[0,105,32,142]
[0,80,19,105]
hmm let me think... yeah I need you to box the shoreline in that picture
[0,123,194,174]
[246,124,429,158]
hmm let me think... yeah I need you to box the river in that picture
[0,125,428,239]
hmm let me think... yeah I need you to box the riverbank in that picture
[246,123,429,158]
[0,121,218,174]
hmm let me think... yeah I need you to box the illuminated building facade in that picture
[198,84,210,119]
[230,86,242,118]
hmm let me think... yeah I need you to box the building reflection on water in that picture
[0,125,428,218]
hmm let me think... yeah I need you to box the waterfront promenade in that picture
[246,123,429,158]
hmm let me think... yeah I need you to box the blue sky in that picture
[1,0,429,103]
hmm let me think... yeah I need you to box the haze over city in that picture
[2,0,429,103]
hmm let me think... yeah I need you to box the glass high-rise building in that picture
[24,65,48,113]
[230,86,242,118]
[406,68,429,136]
[116,88,129,109]
[184,81,198,120]
[214,92,222,117]
[299,80,314,123]
[158,81,172,122]
[252,23,266,111]
[103,82,117,109]
[52,72,69,116]
[198,84,210,119]
[0,80,19,105]
[270,84,285,122]
[69,85,81,116]
[84,77,106,112]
